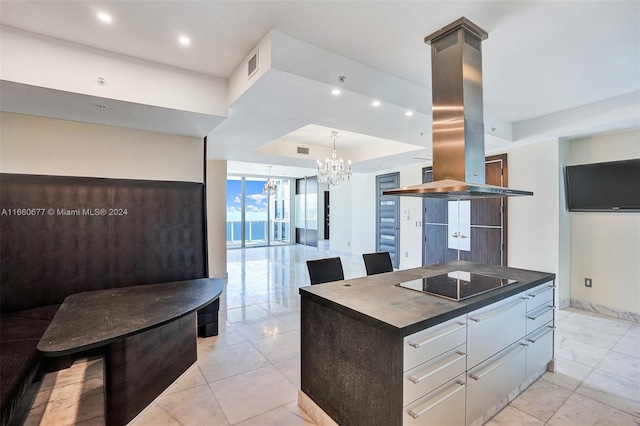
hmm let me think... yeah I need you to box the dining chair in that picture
[306,257,345,285]
[362,252,393,276]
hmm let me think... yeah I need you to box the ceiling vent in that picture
[248,51,258,80]
[297,146,310,155]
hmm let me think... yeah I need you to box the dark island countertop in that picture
[38,278,224,356]
[299,260,554,336]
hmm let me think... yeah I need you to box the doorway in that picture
[375,173,400,268]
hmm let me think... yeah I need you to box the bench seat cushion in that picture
[1,304,60,426]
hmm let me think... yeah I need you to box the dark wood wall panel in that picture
[459,227,502,265]
[422,154,509,266]
[1,174,207,313]
[424,224,459,265]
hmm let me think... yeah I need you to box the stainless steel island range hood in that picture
[384,17,533,199]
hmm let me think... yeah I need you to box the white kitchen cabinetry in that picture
[467,293,527,368]
[403,374,467,425]
[403,314,467,425]
[465,281,555,426]
[466,340,527,425]
[525,281,555,378]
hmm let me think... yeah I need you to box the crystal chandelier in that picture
[263,166,277,195]
[317,131,352,186]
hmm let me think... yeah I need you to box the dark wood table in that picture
[38,278,224,426]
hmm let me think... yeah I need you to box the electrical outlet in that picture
[585,278,592,288]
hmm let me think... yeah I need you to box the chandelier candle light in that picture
[317,131,352,186]
[263,166,277,195]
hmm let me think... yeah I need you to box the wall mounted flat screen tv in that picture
[564,158,640,212]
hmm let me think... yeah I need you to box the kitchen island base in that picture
[299,261,556,426]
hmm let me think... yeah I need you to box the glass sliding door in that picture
[269,179,290,245]
[226,177,242,249]
[227,175,292,249]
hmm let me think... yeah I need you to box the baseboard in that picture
[570,298,639,323]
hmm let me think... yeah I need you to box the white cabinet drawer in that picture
[404,314,467,371]
[526,303,554,335]
[526,322,554,379]
[466,340,527,426]
[467,294,527,368]
[526,281,555,312]
[403,374,466,426]
[403,344,466,406]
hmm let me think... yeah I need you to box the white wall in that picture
[0,112,203,182]
[568,129,640,315]
[330,163,428,269]
[1,26,227,116]
[506,139,562,273]
[207,160,228,279]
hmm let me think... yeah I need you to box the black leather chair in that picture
[306,257,345,285]
[362,252,393,276]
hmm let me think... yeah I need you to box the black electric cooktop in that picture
[396,270,517,301]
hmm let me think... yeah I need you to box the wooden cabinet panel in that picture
[424,225,458,266]
[459,227,502,265]
[423,154,508,266]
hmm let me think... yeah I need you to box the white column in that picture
[207,159,228,279]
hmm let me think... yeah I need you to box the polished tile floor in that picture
[11,245,640,425]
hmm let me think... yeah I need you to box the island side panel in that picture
[301,296,403,426]
[104,313,197,426]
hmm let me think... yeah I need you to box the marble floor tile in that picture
[509,378,573,422]
[209,365,298,424]
[257,297,301,315]
[546,393,640,426]
[233,316,293,340]
[196,323,247,353]
[130,404,181,426]
[576,369,640,417]
[274,356,302,388]
[23,378,103,426]
[198,341,270,383]
[596,350,640,383]
[153,384,230,425]
[554,335,610,367]
[613,327,640,358]
[540,357,593,391]
[555,326,624,351]
[39,358,103,392]
[226,304,270,323]
[234,405,315,426]
[485,406,544,426]
[162,364,207,396]
[275,311,301,330]
[561,311,633,336]
[250,330,301,364]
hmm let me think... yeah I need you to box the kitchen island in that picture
[298,260,555,426]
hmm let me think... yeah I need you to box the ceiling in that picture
[1,1,639,178]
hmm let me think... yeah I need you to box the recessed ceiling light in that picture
[98,12,112,23]
[331,89,341,96]
[405,110,414,116]
[371,100,381,107]
[179,36,191,46]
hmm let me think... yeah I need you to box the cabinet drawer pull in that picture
[469,344,526,381]
[408,352,466,384]
[408,322,466,348]
[408,380,465,419]
[469,299,525,323]
[527,305,554,320]
[528,284,556,297]
[527,326,555,344]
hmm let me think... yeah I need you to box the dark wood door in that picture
[422,154,508,266]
